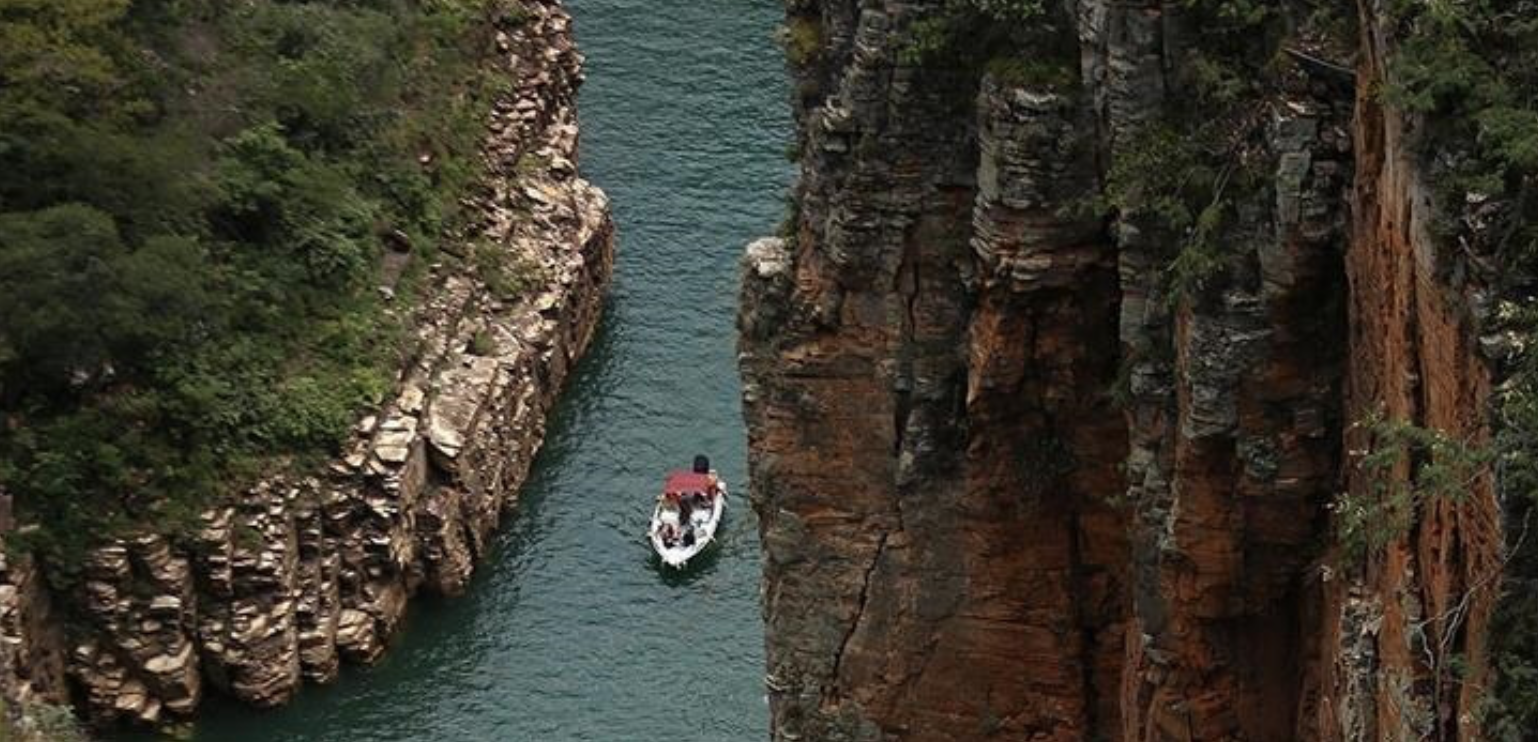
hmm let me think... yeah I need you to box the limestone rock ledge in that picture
[0,0,613,726]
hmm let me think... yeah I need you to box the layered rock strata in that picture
[743,1,1510,740]
[0,0,612,725]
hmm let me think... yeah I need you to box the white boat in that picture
[649,468,726,568]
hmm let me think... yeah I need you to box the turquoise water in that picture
[185,1,790,738]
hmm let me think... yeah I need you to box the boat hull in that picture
[649,484,726,568]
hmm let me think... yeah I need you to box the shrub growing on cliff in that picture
[1165,201,1232,299]
[1176,0,1272,28]
[1103,126,1211,232]
[1379,0,1538,261]
[898,0,1050,67]
[1093,0,1314,305]
[780,17,822,67]
[1098,124,1246,301]
[1334,412,1492,565]
[984,57,1077,91]
[475,241,546,302]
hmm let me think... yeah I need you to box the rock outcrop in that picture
[742,1,1517,740]
[0,0,612,726]
[0,492,71,728]
[0,521,75,740]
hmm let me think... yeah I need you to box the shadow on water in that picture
[653,544,724,587]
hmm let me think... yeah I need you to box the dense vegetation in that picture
[897,0,1062,70]
[0,0,518,572]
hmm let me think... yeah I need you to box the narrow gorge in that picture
[4,0,1538,738]
[741,0,1538,740]
[2,0,794,736]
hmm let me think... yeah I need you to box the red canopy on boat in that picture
[663,471,715,495]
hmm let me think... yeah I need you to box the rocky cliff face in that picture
[0,0,612,726]
[1319,9,1502,740]
[0,513,71,728]
[742,1,1519,740]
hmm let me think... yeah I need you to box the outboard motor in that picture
[692,454,710,474]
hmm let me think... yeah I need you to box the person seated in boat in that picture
[661,490,684,516]
[657,495,683,546]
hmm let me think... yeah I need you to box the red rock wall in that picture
[743,1,1511,740]
[1315,7,1503,739]
[742,4,1135,739]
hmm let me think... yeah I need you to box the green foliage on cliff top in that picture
[0,0,518,570]
[1099,0,1350,305]
[1380,0,1538,252]
[898,0,1051,68]
[984,56,1077,91]
[1176,0,1273,28]
[1098,122,1243,302]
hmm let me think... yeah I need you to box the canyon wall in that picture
[0,0,612,726]
[1321,7,1503,740]
[742,0,1520,740]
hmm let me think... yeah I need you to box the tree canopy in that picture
[0,0,514,568]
